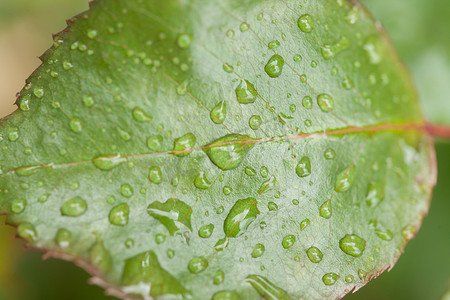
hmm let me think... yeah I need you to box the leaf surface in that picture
[0,0,436,299]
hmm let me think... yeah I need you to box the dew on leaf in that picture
[366,182,384,207]
[87,29,97,39]
[132,107,152,122]
[319,200,332,219]
[19,96,30,111]
[260,166,268,177]
[61,197,87,217]
[63,60,73,70]
[194,172,211,189]
[214,270,225,285]
[402,225,416,240]
[239,22,250,32]
[317,94,334,112]
[223,186,233,195]
[235,80,257,104]
[33,87,44,98]
[125,238,134,248]
[173,133,196,157]
[211,101,227,124]
[245,166,256,176]
[306,246,323,263]
[147,198,192,235]
[335,166,355,192]
[93,155,126,170]
[268,40,280,49]
[198,224,214,238]
[295,156,312,177]
[293,54,303,62]
[251,243,265,258]
[321,37,350,60]
[212,291,240,300]
[69,118,82,133]
[121,184,133,197]
[11,199,26,214]
[223,63,234,73]
[89,238,112,273]
[345,274,354,283]
[375,229,393,241]
[322,273,339,285]
[249,115,262,130]
[55,228,72,248]
[203,134,254,170]
[268,201,278,211]
[109,203,130,226]
[339,234,366,257]
[155,233,166,244]
[258,176,276,194]
[17,223,37,241]
[246,275,291,299]
[147,135,163,151]
[300,218,310,230]
[282,235,296,249]
[82,95,95,107]
[224,197,259,238]
[167,249,175,258]
[324,148,336,160]
[297,14,313,32]
[188,256,208,274]
[226,29,235,38]
[302,96,313,109]
[264,54,284,78]
[177,33,192,49]
[38,193,50,203]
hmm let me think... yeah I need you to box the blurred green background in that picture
[0,0,448,299]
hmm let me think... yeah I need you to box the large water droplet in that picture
[295,156,311,177]
[203,134,254,170]
[264,54,284,78]
[188,256,208,274]
[173,133,196,157]
[251,243,265,258]
[235,80,257,104]
[224,197,259,238]
[297,14,313,32]
[109,203,130,226]
[317,94,334,113]
[198,224,214,238]
[319,200,332,219]
[321,37,350,60]
[210,101,227,124]
[335,166,355,192]
[282,235,295,249]
[61,197,87,217]
[246,275,291,299]
[322,273,339,285]
[194,172,211,189]
[147,198,192,235]
[306,246,323,263]
[339,234,366,257]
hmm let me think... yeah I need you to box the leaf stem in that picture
[425,123,450,139]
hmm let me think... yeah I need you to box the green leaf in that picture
[0,0,436,299]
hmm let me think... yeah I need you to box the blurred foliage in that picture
[0,0,448,299]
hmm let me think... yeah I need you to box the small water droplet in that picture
[295,156,311,177]
[147,135,163,151]
[240,22,250,32]
[293,54,303,62]
[117,127,131,141]
[17,222,37,241]
[324,148,335,160]
[251,243,265,258]
[306,246,323,263]
[249,115,262,130]
[11,199,26,214]
[297,14,313,32]
[317,94,334,112]
[375,229,393,241]
[69,118,82,133]
[268,201,278,211]
[38,193,50,203]
[401,225,416,240]
[211,101,227,124]
[93,155,125,170]
[245,166,256,176]
[167,249,175,258]
[55,228,72,248]
[319,200,332,219]
[235,80,257,104]
[61,197,87,217]
[346,7,359,24]
[268,40,280,49]
[223,186,232,195]
[147,198,192,235]
[213,270,225,285]
[264,54,284,78]
[194,172,211,189]
[109,203,129,226]
[366,182,384,207]
[321,37,350,60]
[82,95,95,107]
[125,238,134,248]
[33,87,44,98]
[63,60,73,70]
[173,133,196,157]
[188,256,208,274]
[282,235,295,249]
[19,95,30,111]
[345,274,354,283]
[121,184,133,197]
[335,166,355,192]
[322,273,339,285]
[87,29,97,39]
[339,234,366,257]
[198,224,214,238]
[177,33,192,49]
[260,166,268,178]
[226,29,235,38]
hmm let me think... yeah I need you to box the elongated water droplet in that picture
[317,94,334,112]
[147,198,192,235]
[203,134,254,170]
[300,218,310,231]
[246,275,291,299]
[93,155,126,170]
[148,166,162,184]
[194,172,211,189]
[173,133,196,157]
[223,63,233,73]
[295,156,311,177]
[212,291,239,300]
[109,203,130,226]
[335,166,355,192]
[251,243,265,258]
[319,200,332,219]
[89,239,112,272]
[17,223,37,241]
[236,80,257,104]
[258,176,276,194]
[188,256,208,274]
[211,101,227,124]
[198,224,214,238]
[245,166,256,176]
[224,197,259,238]
[16,166,39,177]
[55,228,72,248]
[268,201,278,211]
[117,127,131,141]
[260,166,268,178]
[70,118,82,133]
[214,270,225,285]
[339,234,366,257]
[306,246,323,263]
[375,229,393,241]
[366,182,384,207]
[264,54,284,78]
[322,273,339,285]
[297,14,313,32]
[61,197,87,217]
[321,37,350,60]
[132,107,152,122]
[282,235,295,249]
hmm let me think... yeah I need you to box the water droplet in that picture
[292,199,299,206]
[240,22,250,32]
[251,243,265,258]
[117,127,131,141]
[222,63,234,73]
[188,256,208,274]
[224,197,259,238]
[282,235,295,249]
[257,13,264,21]
[345,274,354,283]
[223,186,232,195]
[69,118,82,133]
[55,228,72,248]
[306,246,323,263]
[19,95,30,111]
[109,203,130,226]
[293,54,303,62]
[132,107,152,122]
[235,80,258,104]
[226,29,235,38]
[93,155,126,170]
[319,200,332,219]
[258,176,276,194]
[317,94,334,112]
[214,270,225,285]
[177,33,192,49]
[121,184,133,197]
[38,193,50,203]
[125,238,134,248]
[33,87,44,98]
[11,199,26,214]
[300,218,310,231]
[401,225,416,240]
[245,166,256,176]
[17,222,37,241]
[82,95,95,107]
[216,206,225,214]
[194,172,211,189]
[342,76,354,90]
[268,40,280,49]
[203,134,254,170]
[295,156,311,177]
[246,275,290,299]
[366,182,384,207]
[147,198,192,235]
[15,165,39,176]
[63,60,73,70]
[268,201,278,211]
[375,229,393,241]
[324,148,335,160]
[264,54,284,78]
[322,273,339,285]
[212,291,239,300]
[346,7,359,24]
[147,135,163,151]
[321,37,350,60]
[302,96,312,109]
[260,166,268,177]
[335,166,355,192]
[61,197,87,217]
[211,101,227,124]
[173,133,196,157]
[87,29,97,39]
[297,14,313,32]
[155,233,166,244]
[339,234,366,257]
[167,249,175,258]
[198,224,214,238]
[249,115,262,130]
